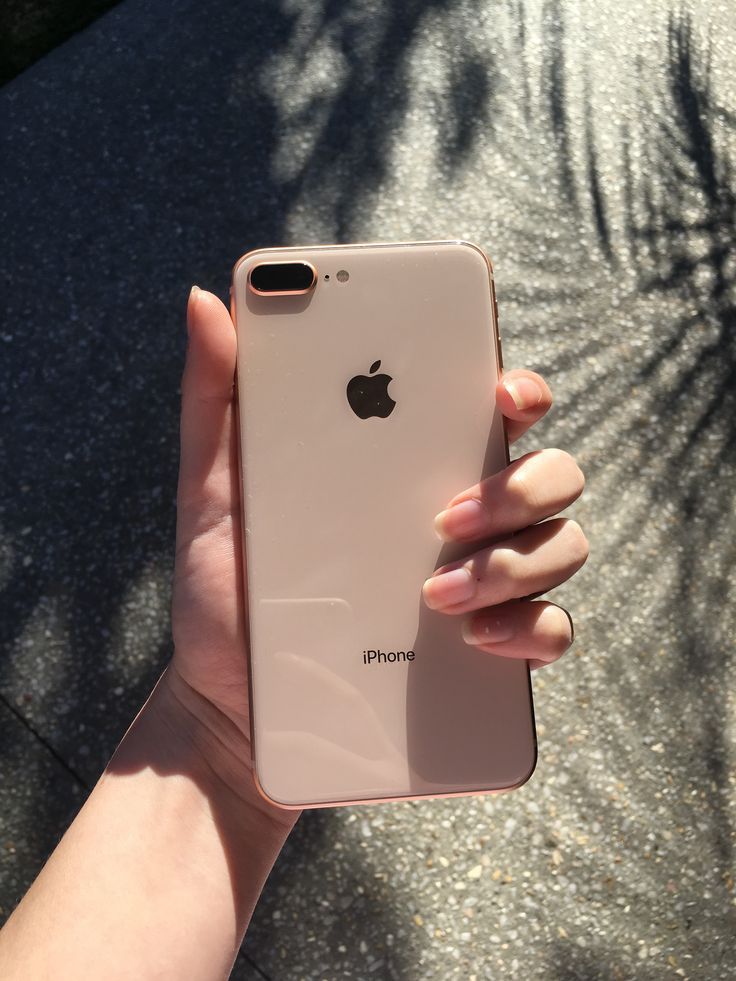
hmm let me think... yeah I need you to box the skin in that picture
[0,287,588,979]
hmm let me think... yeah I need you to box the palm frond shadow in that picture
[626,13,736,882]
[493,7,735,976]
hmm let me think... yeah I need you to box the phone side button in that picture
[491,284,503,370]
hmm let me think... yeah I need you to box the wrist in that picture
[107,664,299,937]
[113,664,300,844]
[161,663,300,834]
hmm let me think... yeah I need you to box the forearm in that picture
[0,667,297,980]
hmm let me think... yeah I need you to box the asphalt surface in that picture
[1,0,735,978]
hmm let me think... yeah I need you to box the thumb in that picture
[177,286,238,514]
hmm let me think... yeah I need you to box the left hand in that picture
[169,290,586,827]
[423,369,588,671]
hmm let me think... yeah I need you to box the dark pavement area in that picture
[0,0,120,85]
[1,0,735,978]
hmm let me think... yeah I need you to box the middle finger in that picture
[434,448,585,544]
[422,517,589,614]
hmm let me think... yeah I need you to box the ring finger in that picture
[422,517,589,614]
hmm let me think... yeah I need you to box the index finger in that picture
[496,369,553,443]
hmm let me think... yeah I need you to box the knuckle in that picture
[551,610,574,654]
[537,604,573,658]
[507,462,539,513]
[542,447,573,468]
[544,448,586,498]
[487,545,517,590]
[508,450,586,520]
[562,519,590,566]
[573,460,586,495]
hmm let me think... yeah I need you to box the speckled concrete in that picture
[0,702,84,919]
[1,0,735,979]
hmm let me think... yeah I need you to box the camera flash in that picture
[336,269,350,283]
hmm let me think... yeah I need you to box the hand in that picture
[169,289,586,820]
[424,370,588,670]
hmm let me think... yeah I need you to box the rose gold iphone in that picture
[230,241,536,809]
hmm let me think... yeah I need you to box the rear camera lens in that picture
[249,262,316,294]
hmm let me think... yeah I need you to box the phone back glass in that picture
[232,241,536,807]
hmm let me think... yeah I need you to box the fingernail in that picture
[434,498,487,542]
[422,567,475,610]
[504,378,543,411]
[462,613,515,645]
[187,286,200,334]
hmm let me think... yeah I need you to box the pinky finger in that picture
[461,600,574,671]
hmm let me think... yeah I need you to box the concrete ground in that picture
[1,0,734,978]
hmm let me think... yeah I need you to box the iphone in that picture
[230,241,536,808]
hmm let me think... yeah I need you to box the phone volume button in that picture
[491,284,502,368]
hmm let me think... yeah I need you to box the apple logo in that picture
[346,360,396,419]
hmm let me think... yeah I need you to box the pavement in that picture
[1,0,735,978]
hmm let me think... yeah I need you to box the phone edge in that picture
[230,241,538,811]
